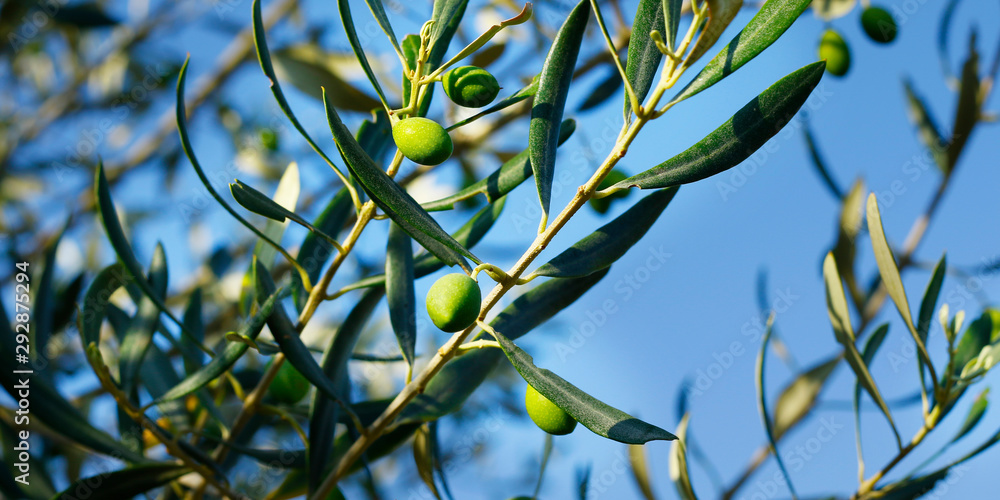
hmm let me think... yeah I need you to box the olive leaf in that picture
[755,317,799,499]
[386,222,417,371]
[333,0,389,107]
[32,219,67,365]
[530,187,677,278]
[118,243,168,398]
[291,187,355,311]
[608,62,825,192]
[946,33,981,171]
[773,356,840,441]
[270,44,382,111]
[672,0,814,104]
[802,121,844,200]
[414,425,443,500]
[668,414,696,500]
[629,442,658,500]
[684,0,743,67]
[51,463,190,500]
[492,328,677,444]
[853,323,890,468]
[529,0,589,228]
[903,80,948,173]
[623,0,665,116]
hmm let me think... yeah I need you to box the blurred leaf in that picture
[152,288,284,405]
[386,223,417,370]
[414,425,443,499]
[253,163,300,269]
[197,436,305,469]
[577,465,592,500]
[53,3,119,27]
[903,80,948,173]
[292,187,354,311]
[119,243,168,398]
[534,434,554,498]
[937,0,961,84]
[868,468,949,500]
[613,62,825,192]
[810,0,856,21]
[32,222,67,366]
[271,45,381,111]
[51,272,85,337]
[802,121,843,199]
[531,188,677,278]
[674,0,814,103]
[832,179,865,308]
[445,78,539,132]
[51,463,189,500]
[853,323,890,469]
[623,0,665,117]
[323,91,476,269]
[426,120,575,211]
[399,269,611,423]
[755,317,798,499]
[309,287,383,494]
[946,33,981,171]
[953,388,989,443]
[529,0,589,226]
[470,42,506,68]
[493,328,676,444]
[824,252,902,448]
[630,442,659,500]
[773,356,840,441]
[685,0,743,67]
[668,414,695,500]
[181,289,205,372]
[579,68,624,112]
[333,0,389,106]
[866,193,934,372]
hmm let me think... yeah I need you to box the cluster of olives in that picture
[392,65,501,166]
[818,5,898,78]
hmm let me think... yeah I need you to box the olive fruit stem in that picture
[456,339,502,352]
[588,0,641,117]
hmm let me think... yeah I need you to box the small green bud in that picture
[818,29,851,77]
[426,273,481,332]
[442,66,501,108]
[525,384,577,435]
[861,6,897,44]
[392,117,453,165]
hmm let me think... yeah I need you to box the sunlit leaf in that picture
[414,425,443,499]
[810,0,856,21]
[271,44,381,111]
[630,442,659,500]
[685,0,743,67]
[773,356,840,440]
[668,414,695,500]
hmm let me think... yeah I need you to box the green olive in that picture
[442,66,501,108]
[267,360,311,405]
[392,117,453,165]
[589,169,631,214]
[818,29,851,77]
[525,384,577,435]
[259,128,279,151]
[425,273,481,332]
[861,6,897,44]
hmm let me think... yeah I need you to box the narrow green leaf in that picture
[253,162,300,269]
[903,80,948,173]
[668,414,695,500]
[324,93,475,270]
[918,254,947,346]
[773,356,840,441]
[270,45,381,111]
[50,463,188,500]
[119,243,168,397]
[947,33,981,171]
[866,194,934,373]
[386,223,417,369]
[824,252,902,448]
[95,164,194,345]
[952,311,999,377]
[663,0,682,52]
[684,0,743,67]
[531,188,676,278]
[446,78,539,132]
[579,69,624,112]
[529,0,589,226]
[400,269,610,423]
[425,120,575,211]
[832,179,865,309]
[624,0,664,116]
[612,62,825,192]
[308,287,383,494]
[755,317,799,500]
[937,0,960,83]
[1,301,146,464]
[231,179,294,222]
[429,0,469,59]
[534,434,554,498]
[196,436,306,469]
[292,187,354,312]
[414,425,443,499]
[152,287,284,405]
[802,121,843,200]
[33,221,67,365]
[672,0,814,103]
[853,323,891,469]
[952,388,989,443]
[362,0,401,58]
[333,0,389,107]
[493,328,676,444]
[630,442,659,500]
[181,288,205,372]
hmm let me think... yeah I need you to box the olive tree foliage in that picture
[0,0,998,499]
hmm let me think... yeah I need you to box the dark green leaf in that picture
[323,91,476,269]
[292,187,355,312]
[580,68,624,112]
[531,188,677,278]
[334,0,389,106]
[152,287,284,405]
[50,463,188,500]
[624,0,665,116]
[952,387,989,443]
[400,269,610,423]
[181,288,205,372]
[672,0,814,103]
[414,425,443,499]
[937,0,960,83]
[425,120,575,211]
[903,80,948,173]
[952,312,998,376]
[52,3,119,27]
[386,223,417,369]
[947,33,981,171]
[802,121,843,200]
[612,62,825,192]
[492,328,676,444]
[231,180,295,222]
[119,243,168,398]
[872,468,949,500]
[33,221,67,365]
[755,318,799,499]
[429,0,469,63]
[529,0,589,225]
[197,436,306,469]
[917,254,947,382]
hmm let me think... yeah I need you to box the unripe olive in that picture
[525,384,577,435]
[589,169,630,214]
[442,66,501,108]
[267,360,311,405]
[818,29,851,77]
[392,117,453,165]
[861,6,897,44]
[425,273,481,332]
